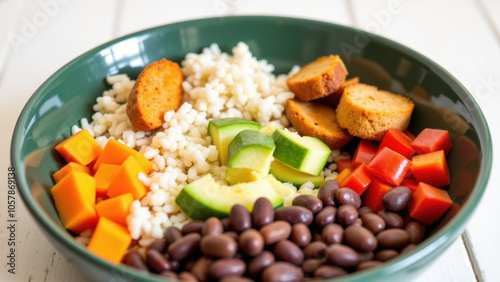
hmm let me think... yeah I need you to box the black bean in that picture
[358,206,374,216]
[302,258,325,274]
[356,260,383,271]
[274,240,304,265]
[382,186,413,212]
[167,233,201,261]
[160,271,178,279]
[147,240,166,254]
[239,229,264,256]
[337,204,358,226]
[178,271,198,281]
[344,225,377,252]
[318,180,340,206]
[314,265,348,278]
[377,210,404,229]
[122,251,148,272]
[262,262,304,282]
[406,221,425,244]
[358,251,375,262]
[321,223,344,245]
[376,229,410,249]
[164,226,182,244]
[291,223,311,247]
[210,258,246,279]
[247,251,274,277]
[293,195,323,213]
[253,197,275,227]
[220,276,255,282]
[146,249,173,273]
[275,206,313,225]
[224,231,239,241]
[260,220,292,245]
[401,243,417,254]
[336,188,362,209]
[325,244,360,268]
[202,217,224,236]
[303,241,327,259]
[222,217,231,231]
[375,249,399,262]
[182,220,205,234]
[361,213,386,235]
[191,256,212,282]
[230,204,252,232]
[315,206,337,227]
[200,233,237,258]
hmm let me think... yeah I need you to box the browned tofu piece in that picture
[287,55,348,101]
[285,99,353,149]
[126,59,184,131]
[336,83,415,141]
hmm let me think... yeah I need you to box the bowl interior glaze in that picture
[11,16,491,282]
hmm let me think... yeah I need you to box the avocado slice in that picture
[208,118,261,165]
[226,130,275,185]
[272,128,331,176]
[175,174,284,220]
[270,159,325,187]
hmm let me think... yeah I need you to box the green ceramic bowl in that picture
[11,16,491,281]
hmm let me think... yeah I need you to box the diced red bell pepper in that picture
[352,140,379,169]
[408,182,453,225]
[367,147,411,186]
[340,163,373,195]
[337,159,353,172]
[404,168,414,179]
[363,178,393,212]
[404,130,416,141]
[411,150,450,187]
[401,178,419,194]
[411,128,452,155]
[379,128,416,159]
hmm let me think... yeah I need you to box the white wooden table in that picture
[1,1,499,281]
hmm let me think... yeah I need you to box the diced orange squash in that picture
[51,171,98,234]
[94,164,121,196]
[95,193,134,226]
[87,217,132,264]
[55,129,102,166]
[335,168,351,184]
[93,139,152,174]
[53,162,91,183]
[107,156,147,200]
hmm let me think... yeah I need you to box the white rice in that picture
[75,42,346,247]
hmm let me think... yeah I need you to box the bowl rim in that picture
[11,15,492,281]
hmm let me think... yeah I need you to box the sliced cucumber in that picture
[175,174,283,220]
[270,159,325,187]
[226,130,275,185]
[208,118,261,165]
[272,128,331,176]
[260,122,278,136]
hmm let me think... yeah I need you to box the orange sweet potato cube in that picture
[87,217,132,264]
[107,156,147,200]
[53,162,91,183]
[94,164,121,196]
[51,171,98,234]
[93,139,152,174]
[55,129,102,166]
[95,193,134,226]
